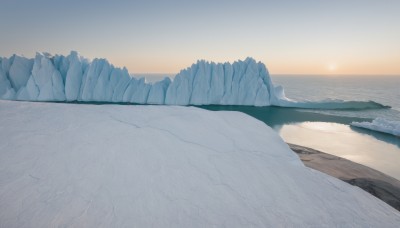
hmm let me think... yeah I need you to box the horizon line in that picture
[132,72,400,77]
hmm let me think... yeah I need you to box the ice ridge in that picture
[0,51,390,110]
[0,52,277,106]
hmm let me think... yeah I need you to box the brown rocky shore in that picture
[289,143,400,212]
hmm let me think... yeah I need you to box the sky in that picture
[0,0,399,75]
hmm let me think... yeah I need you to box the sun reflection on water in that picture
[279,121,400,180]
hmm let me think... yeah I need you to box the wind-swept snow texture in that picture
[1,100,400,227]
[352,118,400,137]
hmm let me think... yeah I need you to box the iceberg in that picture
[1,100,400,227]
[0,52,277,106]
[351,118,400,137]
[0,51,389,109]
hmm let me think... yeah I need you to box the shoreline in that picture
[289,143,400,211]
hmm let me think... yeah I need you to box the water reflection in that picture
[199,105,400,180]
[350,126,400,148]
[278,122,400,180]
[199,105,400,148]
[47,103,400,180]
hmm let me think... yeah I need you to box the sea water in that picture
[270,75,400,178]
[202,75,399,180]
[139,74,400,179]
[273,75,400,121]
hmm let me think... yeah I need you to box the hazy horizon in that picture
[1,0,399,75]
[134,72,400,77]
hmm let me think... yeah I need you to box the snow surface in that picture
[352,118,400,137]
[0,51,385,109]
[0,100,399,227]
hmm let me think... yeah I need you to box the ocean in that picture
[141,74,400,180]
[140,73,400,121]
[272,75,400,121]
[271,75,400,179]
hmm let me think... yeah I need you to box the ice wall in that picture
[0,52,278,106]
[0,51,388,110]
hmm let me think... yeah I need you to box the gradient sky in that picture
[1,0,399,75]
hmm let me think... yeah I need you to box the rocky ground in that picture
[289,143,400,211]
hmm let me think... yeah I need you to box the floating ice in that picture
[351,118,400,137]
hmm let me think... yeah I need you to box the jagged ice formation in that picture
[0,51,390,110]
[0,51,279,106]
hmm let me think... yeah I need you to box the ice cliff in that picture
[0,51,279,106]
[0,51,389,110]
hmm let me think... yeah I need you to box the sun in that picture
[328,63,337,72]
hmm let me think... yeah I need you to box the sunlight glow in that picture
[328,63,337,72]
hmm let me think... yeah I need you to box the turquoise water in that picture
[57,99,400,179]
[140,74,400,121]
[199,105,400,179]
[197,75,400,179]
[71,74,400,179]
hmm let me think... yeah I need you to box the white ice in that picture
[0,51,390,110]
[0,52,277,106]
[352,117,400,137]
[0,100,399,227]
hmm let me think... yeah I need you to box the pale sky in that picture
[0,0,399,75]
